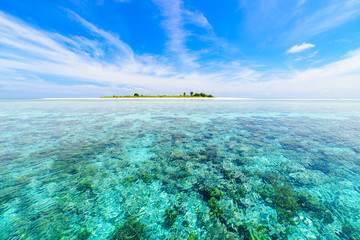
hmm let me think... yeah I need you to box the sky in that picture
[1,0,360,98]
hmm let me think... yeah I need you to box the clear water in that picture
[1,99,360,240]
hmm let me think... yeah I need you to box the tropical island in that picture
[101,92,214,98]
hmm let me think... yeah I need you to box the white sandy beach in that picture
[42,98,360,100]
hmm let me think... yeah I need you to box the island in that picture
[100,92,214,98]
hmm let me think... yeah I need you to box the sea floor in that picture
[0,99,360,239]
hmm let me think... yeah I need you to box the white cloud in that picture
[0,10,255,97]
[290,0,360,40]
[287,42,315,54]
[0,11,360,99]
[297,0,306,6]
[152,0,217,66]
[67,10,135,62]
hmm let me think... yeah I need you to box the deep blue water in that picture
[1,99,360,239]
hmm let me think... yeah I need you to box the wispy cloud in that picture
[67,10,135,62]
[287,42,315,54]
[293,50,318,61]
[297,0,306,6]
[152,0,216,66]
[290,0,360,40]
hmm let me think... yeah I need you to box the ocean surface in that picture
[1,99,360,240]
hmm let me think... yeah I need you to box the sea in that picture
[0,99,360,239]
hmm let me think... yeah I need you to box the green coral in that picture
[209,188,224,199]
[249,225,271,240]
[111,216,147,240]
[122,175,136,186]
[208,197,223,217]
[227,184,248,204]
[136,170,153,184]
[237,224,271,240]
[341,221,360,240]
[199,186,224,201]
[297,191,334,223]
[79,229,92,239]
[188,233,198,240]
[257,184,275,200]
[237,185,248,198]
[273,184,299,223]
[322,212,334,224]
[76,178,93,192]
[164,208,180,227]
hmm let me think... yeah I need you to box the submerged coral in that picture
[1,100,360,239]
[111,216,147,240]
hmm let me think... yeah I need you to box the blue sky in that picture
[1,0,360,98]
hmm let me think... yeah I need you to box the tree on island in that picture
[134,93,139,97]
[190,91,193,97]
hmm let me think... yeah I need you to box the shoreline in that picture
[40,97,360,101]
[43,97,252,100]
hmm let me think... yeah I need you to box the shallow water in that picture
[1,99,360,239]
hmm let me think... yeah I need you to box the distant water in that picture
[1,99,360,240]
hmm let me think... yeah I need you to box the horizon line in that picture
[1,97,360,101]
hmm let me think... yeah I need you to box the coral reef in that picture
[1,100,360,239]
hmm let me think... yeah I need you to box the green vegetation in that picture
[101,92,214,98]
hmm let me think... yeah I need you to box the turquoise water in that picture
[1,99,360,240]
